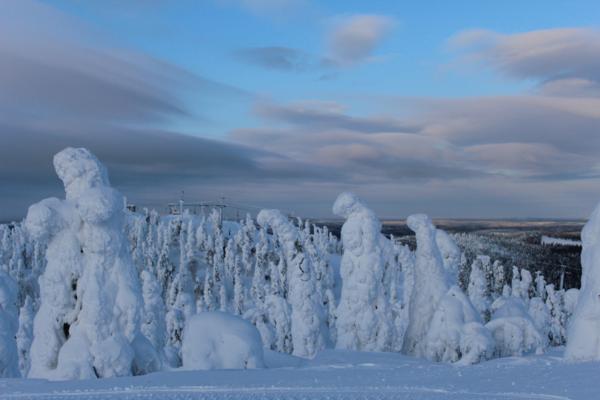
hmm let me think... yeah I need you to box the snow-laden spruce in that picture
[403,214,492,364]
[332,193,393,352]
[435,229,461,284]
[565,199,600,361]
[257,209,327,358]
[0,270,19,377]
[24,148,158,380]
[468,256,492,321]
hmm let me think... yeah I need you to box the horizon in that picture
[2,0,600,221]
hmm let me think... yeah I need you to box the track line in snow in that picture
[0,385,572,400]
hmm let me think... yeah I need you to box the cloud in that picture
[413,95,600,156]
[449,28,600,96]
[234,46,312,71]
[0,0,315,220]
[326,14,395,67]
[0,0,247,125]
[230,92,600,192]
[234,14,396,74]
[253,101,420,132]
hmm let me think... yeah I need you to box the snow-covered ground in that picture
[0,348,592,399]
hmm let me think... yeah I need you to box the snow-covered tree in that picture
[257,209,326,358]
[545,284,566,346]
[140,270,167,359]
[16,295,34,377]
[486,295,544,357]
[566,199,600,361]
[25,148,158,379]
[435,229,461,285]
[0,270,19,377]
[468,256,492,321]
[333,192,392,352]
[403,214,450,356]
[424,286,494,364]
[492,260,505,298]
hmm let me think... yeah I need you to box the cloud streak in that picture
[234,46,313,71]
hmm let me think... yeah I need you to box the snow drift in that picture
[182,312,264,370]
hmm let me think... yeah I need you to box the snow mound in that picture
[182,312,265,370]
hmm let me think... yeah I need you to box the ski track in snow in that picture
[0,386,572,400]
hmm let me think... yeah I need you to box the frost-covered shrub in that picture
[423,286,494,364]
[486,296,544,357]
[333,192,393,352]
[182,312,264,370]
[528,297,550,347]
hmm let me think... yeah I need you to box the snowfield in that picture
[0,348,593,399]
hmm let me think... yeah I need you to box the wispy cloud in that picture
[325,14,396,67]
[449,27,600,96]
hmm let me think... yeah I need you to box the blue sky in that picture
[2,0,600,220]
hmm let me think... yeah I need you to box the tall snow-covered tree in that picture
[257,209,327,358]
[565,199,600,361]
[25,148,158,379]
[403,214,450,356]
[332,192,392,352]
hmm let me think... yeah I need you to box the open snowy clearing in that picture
[0,348,592,400]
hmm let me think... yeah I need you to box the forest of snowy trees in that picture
[0,148,590,380]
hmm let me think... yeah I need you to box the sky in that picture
[1,0,600,221]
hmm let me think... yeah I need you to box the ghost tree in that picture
[404,215,492,364]
[565,200,600,360]
[403,214,450,356]
[332,192,392,352]
[25,148,158,379]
